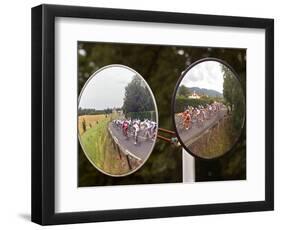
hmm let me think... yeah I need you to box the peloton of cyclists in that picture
[180,102,224,131]
[113,118,158,145]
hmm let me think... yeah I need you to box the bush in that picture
[174,96,214,113]
[126,111,157,121]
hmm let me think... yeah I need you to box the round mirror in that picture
[78,65,158,176]
[173,59,245,159]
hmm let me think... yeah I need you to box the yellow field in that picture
[78,114,108,135]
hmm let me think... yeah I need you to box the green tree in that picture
[177,85,190,97]
[122,75,154,114]
[222,65,245,131]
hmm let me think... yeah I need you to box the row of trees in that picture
[78,108,113,116]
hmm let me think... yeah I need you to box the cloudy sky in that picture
[180,61,224,93]
[79,66,135,110]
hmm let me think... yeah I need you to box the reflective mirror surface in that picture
[173,60,245,159]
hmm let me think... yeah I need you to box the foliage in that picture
[126,111,157,121]
[78,108,113,115]
[222,65,245,131]
[188,87,223,98]
[123,76,154,114]
[174,96,214,113]
[177,85,190,97]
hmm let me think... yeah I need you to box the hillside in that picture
[188,87,223,98]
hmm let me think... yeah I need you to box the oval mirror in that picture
[78,65,158,176]
[173,59,245,159]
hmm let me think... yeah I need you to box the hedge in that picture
[126,111,157,121]
[174,97,214,113]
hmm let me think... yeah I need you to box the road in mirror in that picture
[173,60,245,159]
[78,65,158,176]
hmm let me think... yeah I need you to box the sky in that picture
[180,61,224,93]
[79,66,135,110]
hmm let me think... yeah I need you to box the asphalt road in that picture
[108,122,155,161]
[178,109,227,147]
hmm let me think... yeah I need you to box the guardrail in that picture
[107,126,142,170]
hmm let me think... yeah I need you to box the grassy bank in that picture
[189,117,237,159]
[79,115,131,175]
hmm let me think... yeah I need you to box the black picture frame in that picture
[31,4,274,225]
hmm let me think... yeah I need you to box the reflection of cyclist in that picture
[132,121,140,145]
[150,121,157,140]
[143,120,151,140]
[122,120,129,137]
[144,120,156,140]
[182,110,191,130]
